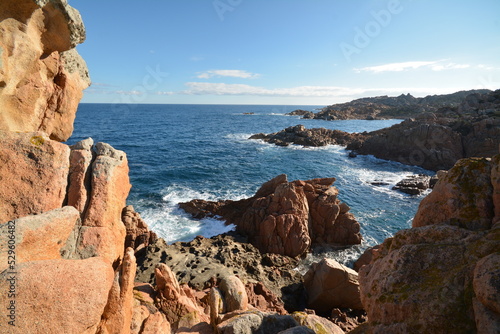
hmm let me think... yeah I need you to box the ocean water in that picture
[69,104,432,265]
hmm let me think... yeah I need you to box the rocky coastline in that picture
[254,90,500,171]
[287,90,491,120]
[0,1,499,333]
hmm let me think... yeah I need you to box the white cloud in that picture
[355,61,439,73]
[477,64,500,71]
[355,60,475,73]
[430,63,470,71]
[196,70,261,79]
[90,82,114,87]
[180,82,362,97]
[115,90,144,96]
[156,82,458,99]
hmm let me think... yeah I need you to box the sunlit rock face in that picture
[0,0,90,141]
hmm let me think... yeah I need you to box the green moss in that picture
[133,290,154,306]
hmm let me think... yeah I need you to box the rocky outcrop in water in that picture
[0,0,90,141]
[250,124,364,147]
[254,90,500,171]
[392,174,438,195]
[179,174,362,258]
[287,109,315,118]
[350,107,500,171]
[357,155,500,333]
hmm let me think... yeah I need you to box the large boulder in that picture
[359,225,499,333]
[358,155,500,333]
[0,0,90,141]
[219,275,249,313]
[0,257,114,333]
[413,157,494,230]
[303,258,363,313]
[292,312,345,334]
[179,175,361,258]
[0,131,70,223]
[217,311,299,334]
[209,275,251,329]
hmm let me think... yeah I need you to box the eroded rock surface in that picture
[0,257,114,333]
[413,157,494,230]
[0,206,79,269]
[358,155,500,333]
[0,131,70,223]
[136,233,305,312]
[0,0,90,141]
[179,175,362,258]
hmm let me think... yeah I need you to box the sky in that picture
[70,0,500,105]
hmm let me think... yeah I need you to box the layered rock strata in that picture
[179,174,362,258]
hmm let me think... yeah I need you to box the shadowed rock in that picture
[358,154,500,333]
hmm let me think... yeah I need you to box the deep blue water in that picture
[69,104,431,264]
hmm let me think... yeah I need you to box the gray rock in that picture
[70,137,94,150]
[277,326,315,334]
[135,233,306,312]
[35,0,86,50]
[94,142,125,160]
[218,311,299,334]
[61,49,91,87]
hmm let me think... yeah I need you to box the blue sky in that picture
[71,0,500,105]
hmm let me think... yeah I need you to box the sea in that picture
[69,103,432,266]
